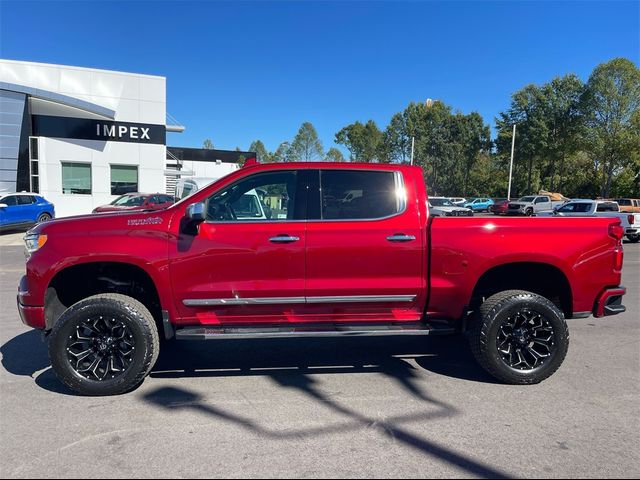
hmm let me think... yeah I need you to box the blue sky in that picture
[1,0,638,154]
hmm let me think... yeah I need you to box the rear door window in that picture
[319,170,402,220]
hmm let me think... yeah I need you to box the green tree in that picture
[290,122,324,161]
[335,120,385,162]
[582,58,640,197]
[273,142,292,163]
[203,139,214,149]
[325,147,346,162]
[249,140,272,163]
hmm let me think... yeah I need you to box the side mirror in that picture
[186,202,206,223]
[0,203,7,209]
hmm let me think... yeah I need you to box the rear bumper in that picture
[17,297,45,329]
[594,287,627,318]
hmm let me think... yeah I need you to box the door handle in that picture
[269,235,300,243]
[387,234,416,242]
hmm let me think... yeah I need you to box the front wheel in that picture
[48,293,160,396]
[468,290,569,384]
[525,208,534,216]
[627,234,640,243]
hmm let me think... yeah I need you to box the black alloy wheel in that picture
[468,290,569,384]
[495,308,555,371]
[66,316,135,381]
[49,294,159,396]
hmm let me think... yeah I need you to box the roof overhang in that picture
[0,81,116,119]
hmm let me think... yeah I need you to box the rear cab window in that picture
[317,169,404,220]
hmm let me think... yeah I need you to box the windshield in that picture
[430,198,454,207]
[111,195,145,206]
[518,196,536,202]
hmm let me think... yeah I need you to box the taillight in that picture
[614,247,624,271]
[609,223,624,241]
[628,214,634,225]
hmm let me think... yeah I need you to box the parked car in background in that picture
[490,198,510,215]
[448,197,467,207]
[538,199,640,243]
[464,197,494,212]
[507,195,566,216]
[614,198,640,213]
[0,193,54,231]
[92,193,176,214]
[429,197,473,216]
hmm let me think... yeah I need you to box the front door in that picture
[304,168,425,323]
[170,170,308,326]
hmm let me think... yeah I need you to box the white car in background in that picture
[429,197,473,217]
[448,197,467,207]
[538,199,640,243]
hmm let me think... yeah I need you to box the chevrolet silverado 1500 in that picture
[17,162,627,395]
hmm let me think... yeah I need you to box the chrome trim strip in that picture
[306,295,416,304]
[183,295,416,307]
[184,297,306,306]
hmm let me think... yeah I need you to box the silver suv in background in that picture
[429,197,473,216]
[507,195,566,216]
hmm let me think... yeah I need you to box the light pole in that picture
[507,124,516,200]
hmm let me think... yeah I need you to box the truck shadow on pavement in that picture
[141,336,511,479]
[1,331,500,396]
[2,332,512,477]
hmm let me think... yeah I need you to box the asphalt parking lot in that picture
[0,234,638,478]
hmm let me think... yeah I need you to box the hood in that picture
[28,208,173,236]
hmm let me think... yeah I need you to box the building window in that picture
[62,162,92,195]
[110,165,138,195]
[29,137,39,193]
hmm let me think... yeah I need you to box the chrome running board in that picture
[174,323,454,340]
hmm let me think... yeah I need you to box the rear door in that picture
[304,168,424,323]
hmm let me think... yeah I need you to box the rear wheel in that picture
[48,293,159,396]
[627,234,639,243]
[468,290,569,384]
[37,212,52,223]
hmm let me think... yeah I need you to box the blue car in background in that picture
[464,197,494,212]
[0,193,55,231]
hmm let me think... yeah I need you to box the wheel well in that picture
[470,262,573,317]
[45,262,162,330]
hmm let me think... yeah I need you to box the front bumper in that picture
[594,287,627,318]
[17,297,45,329]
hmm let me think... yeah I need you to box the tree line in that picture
[205,57,639,199]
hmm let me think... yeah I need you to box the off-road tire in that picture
[468,290,569,384]
[48,293,160,396]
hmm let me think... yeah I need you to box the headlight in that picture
[24,233,48,257]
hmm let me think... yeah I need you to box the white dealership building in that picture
[0,59,252,217]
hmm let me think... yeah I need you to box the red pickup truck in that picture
[17,162,627,396]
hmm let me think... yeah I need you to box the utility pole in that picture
[410,137,415,165]
[507,124,516,200]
